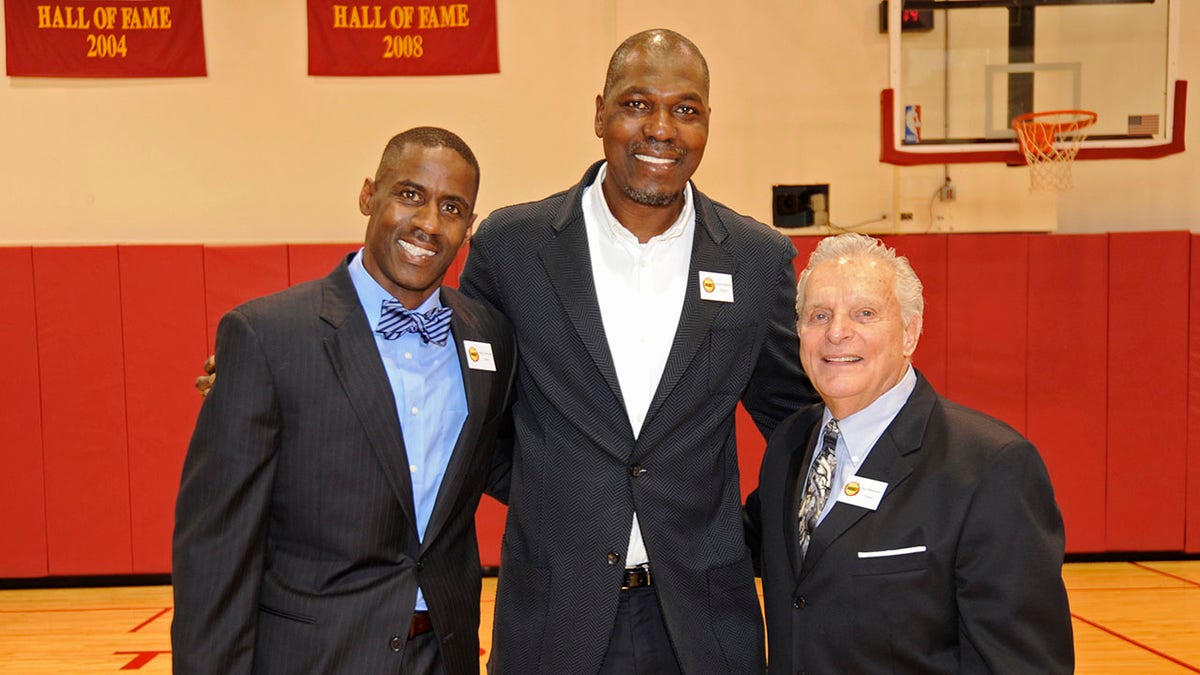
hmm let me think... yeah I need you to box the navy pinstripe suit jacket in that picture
[460,161,818,674]
[172,256,517,674]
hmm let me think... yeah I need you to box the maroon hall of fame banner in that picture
[4,0,206,77]
[307,0,497,76]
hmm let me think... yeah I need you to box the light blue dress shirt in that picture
[814,366,917,526]
[348,250,468,611]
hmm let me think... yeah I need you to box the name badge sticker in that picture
[836,475,888,511]
[698,271,734,303]
[463,340,497,371]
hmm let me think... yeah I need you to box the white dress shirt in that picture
[581,162,696,567]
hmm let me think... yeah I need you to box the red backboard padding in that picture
[33,247,133,575]
[202,246,290,353]
[288,244,361,287]
[1189,235,1200,553]
[1026,235,1109,553]
[945,234,1030,434]
[0,248,49,577]
[119,246,209,573]
[1106,232,1189,551]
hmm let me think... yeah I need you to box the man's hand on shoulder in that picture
[195,355,216,397]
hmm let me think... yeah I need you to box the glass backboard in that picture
[882,0,1184,165]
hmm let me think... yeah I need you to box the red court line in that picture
[1132,561,1200,588]
[1069,586,1198,592]
[1071,612,1200,673]
[129,607,170,633]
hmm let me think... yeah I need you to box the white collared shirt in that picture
[813,365,917,526]
[581,162,696,567]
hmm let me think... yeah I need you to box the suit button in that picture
[629,463,644,477]
[389,635,403,652]
[416,560,424,571]
[607,551,621,565]
[793,596,806,609]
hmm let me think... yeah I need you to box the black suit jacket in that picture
[172,255,517,675]
[460,161,817,673]
[749,372,1073,674]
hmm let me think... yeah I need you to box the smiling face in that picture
[594,42,710,216]
[360,143,478,309]
[799,256,922,419]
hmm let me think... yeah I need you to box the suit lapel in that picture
[421,288,490,552]
[796,375,937,581]
[644,189,736,424]
[320,259,419,530]
[538,162,625,409]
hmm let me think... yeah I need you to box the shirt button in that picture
[405,352,413,359]
[607,551,621,565]
[389,635,403,651]
[410,464,417,473]
[410,406,419,415]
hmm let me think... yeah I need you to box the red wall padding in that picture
[1190,235,1200,553]
[202,246,290,353]
[0,248,49,577]
[882,235,948,391]
[1026,235,1109,553]
[33,248,133,575]
[119,246,208,573]
[288,244,361,287]
[1106,232,1189,551]
[7,232,1200,578]
[945,234,1030,434]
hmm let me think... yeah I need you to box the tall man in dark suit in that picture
[749,232,1073,673]
[172,127,517,674]
[460,29,816,674]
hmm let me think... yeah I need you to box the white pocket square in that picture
[857,545,927,559]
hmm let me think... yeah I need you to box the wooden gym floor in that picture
[0,561,1196,673]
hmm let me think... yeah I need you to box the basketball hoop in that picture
[1012,110,1097,192]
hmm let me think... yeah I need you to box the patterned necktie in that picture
[798,418,840,560]
[376,298,453,346]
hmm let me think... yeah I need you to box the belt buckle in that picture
[624,564,652,589]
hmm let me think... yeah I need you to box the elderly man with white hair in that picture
[747,232,1074,674]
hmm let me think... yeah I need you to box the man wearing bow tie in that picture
[172,127,517,675]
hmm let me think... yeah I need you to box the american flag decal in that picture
[1127,114,1160,136]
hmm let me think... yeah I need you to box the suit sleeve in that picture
[171,309,281,674]
[954,439,1075,673]
[461,231,518,503]
[741,238,819,439]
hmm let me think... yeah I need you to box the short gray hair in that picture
[796,233,925,327]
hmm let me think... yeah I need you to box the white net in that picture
[1013,111,1097,192]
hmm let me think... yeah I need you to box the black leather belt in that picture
[621,565,653,589]
[409,611,434,638]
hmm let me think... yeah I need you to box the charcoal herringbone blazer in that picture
[172,255,517,675]
[460,161,818,674]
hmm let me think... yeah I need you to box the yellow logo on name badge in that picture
[844,482,861,497]
[468,346,480,362]
[702,277,716,293]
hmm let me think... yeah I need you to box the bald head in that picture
[603,29,710,100]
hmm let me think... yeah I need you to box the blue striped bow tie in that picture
[376,299,453,346]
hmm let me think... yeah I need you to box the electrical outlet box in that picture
[772,184,829,229]
[938,180,957,202]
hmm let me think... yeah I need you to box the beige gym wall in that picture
[1,1,1197,244]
